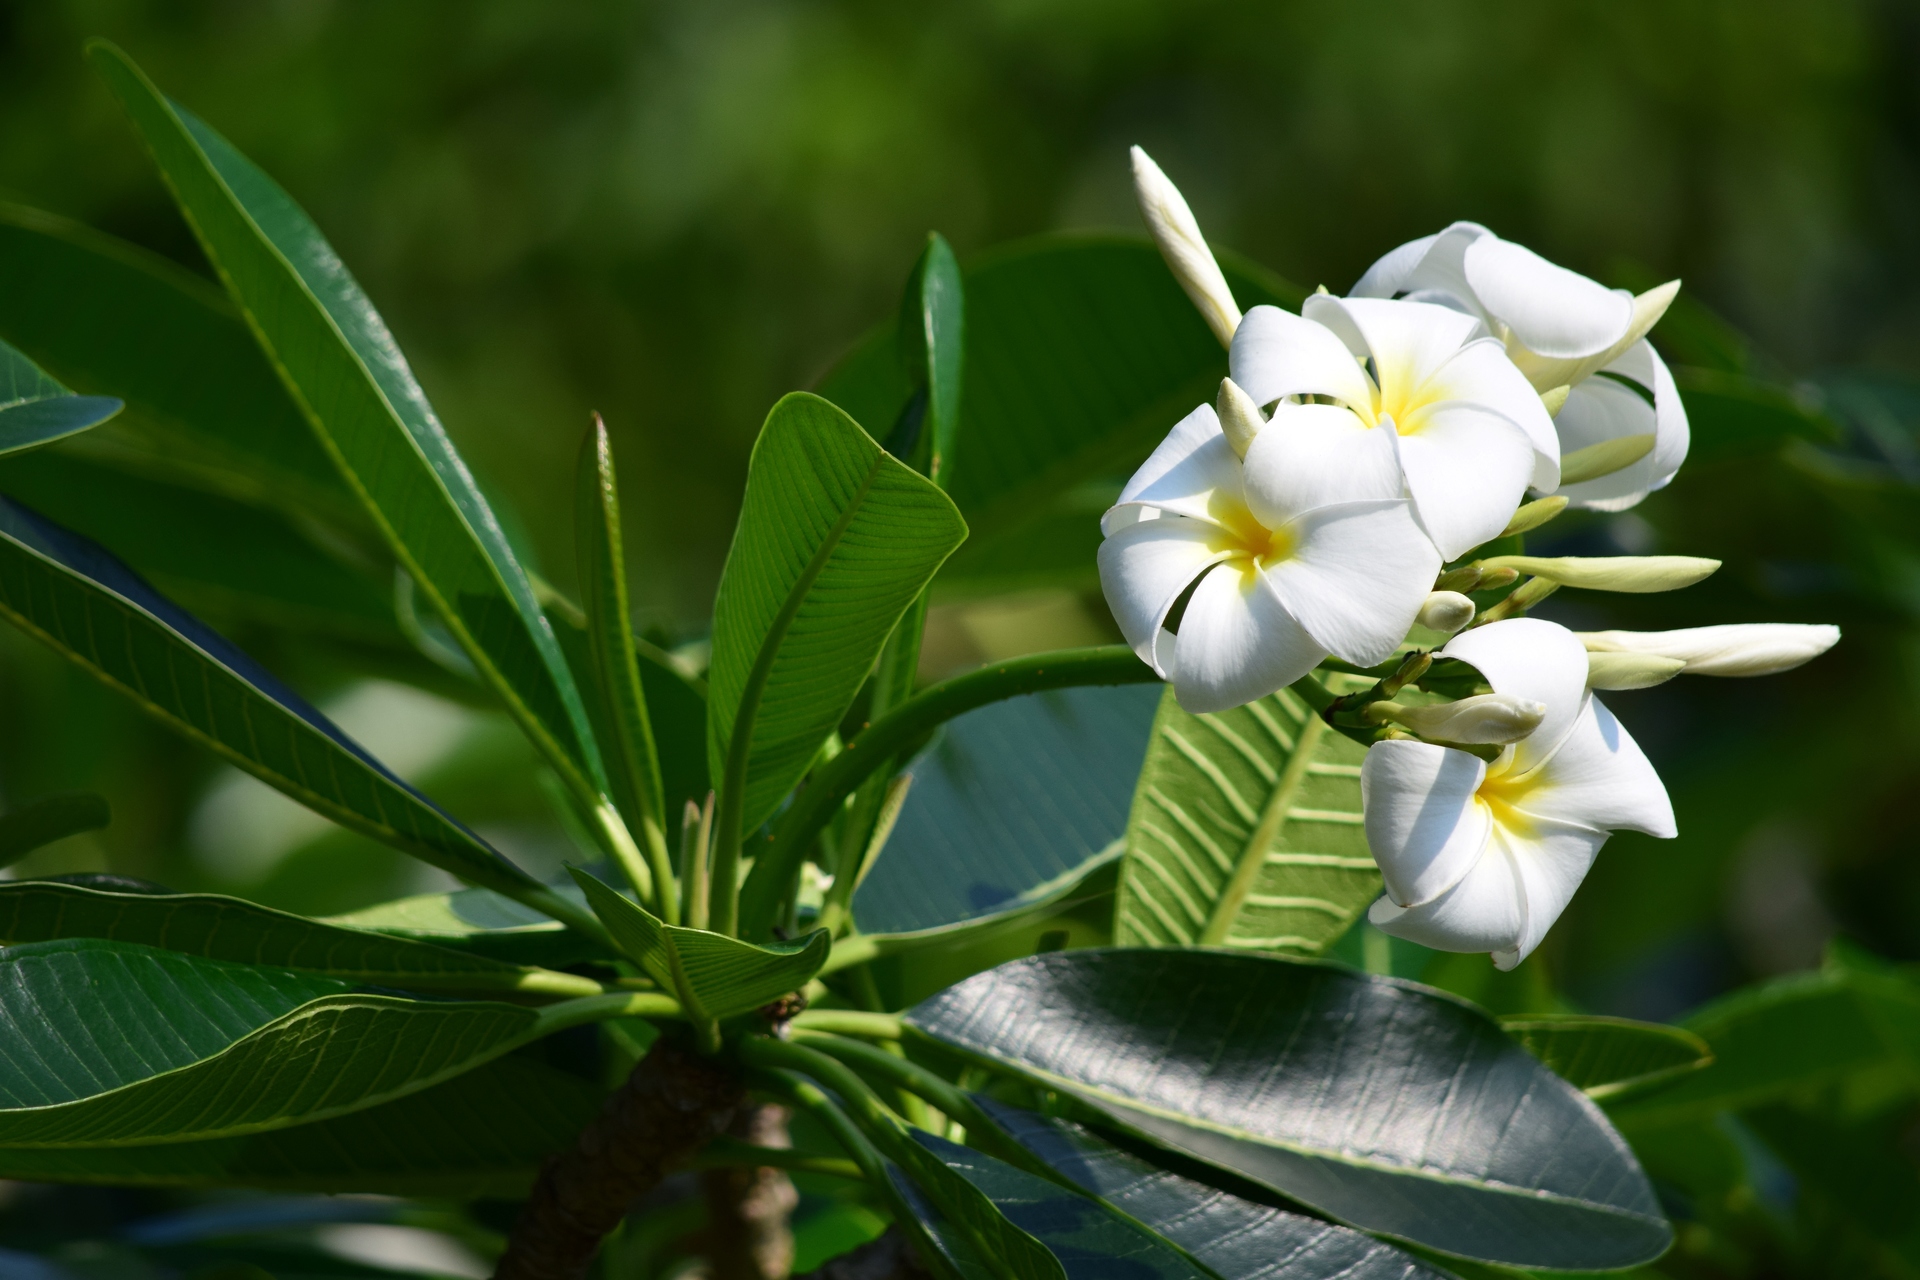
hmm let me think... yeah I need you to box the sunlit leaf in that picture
[1501,1013,1712,1102]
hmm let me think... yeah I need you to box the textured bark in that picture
[795,1229,932,1280]
[700,1102,800,1279]
[495,1036,743,1280]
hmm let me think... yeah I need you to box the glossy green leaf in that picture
[0,202,353,520]
[89,43,607,807]
[569,867,828,1019]
[933,482,1109,597]
[325,885,598,968]
[0,336,122,456]
[854,685,1160,935]
[0,938,544,1147]
[0,493,549,906]
[706,392,967,926]
[1116,684,1377,955]
[897,232,965,485]
[1501,1014,1713,1102]
[0,449,395,642]
[0,793,110,867]
[1609,966,1920,1130]
[0,880,587,994]
[907,948,1668,1270]
[910,1129,1195,1280]
[882,1135,1067,1280]
[976,1097,1455,1280]
[0,1050,603,1197]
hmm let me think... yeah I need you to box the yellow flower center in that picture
[1473,753,1540,840]
[1202,490,1295,582]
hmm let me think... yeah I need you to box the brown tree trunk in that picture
[494,1035,743,1280]
[794,1228,931,1280]
[699,1102,800,1279]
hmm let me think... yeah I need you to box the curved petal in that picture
[1394,405,1536,559]
[1240,403,1402,525]
[1360,739,1490,907]
[1350,232,1441,298]
[1440,618,1592,771]
[1097,516,1228,669]
[1398,222,1490,312]
[1422,339,1560,491]
[1606,339,1689,493]
[1228,306,1376,411]
[1170,563,1325,713]
[1462,236,1633,359]
[1264,500,1440,666]
[1551,375,1659,510]
[1511,694,1676,838]
[1306,295,1488,396]
[1494,815,1611,968]
[1118,404,1229,510]
[1368,840,1525,955]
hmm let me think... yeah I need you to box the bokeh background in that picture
[1,0,1918,1141]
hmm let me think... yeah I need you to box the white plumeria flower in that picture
[1579,623,1840,677]
[1098,402,1440,714]
[1230,295,1560,560]
[1361,618,1675,969]
[1352,222,1687,512]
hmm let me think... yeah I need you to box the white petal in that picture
[1578,623,1840,677]
[1439,618,1592,772]
[1240,403,1402,525]
[1495,816,1610,968]
[1550,376,1659,510]
[1350,232,1442,298]
[1305,296,1487,393]
[1510,694,1676,838]
[1117,404,1230,512]
[1462,236,1633,359]
[1228,306,1376,411]
[1397,223,1492,312]
[1368,840,1525,955]
[1263,500,1440,666]
[1393,404,1536,560]
[1607,340,1689,493]
[1361,740,1490,907]
[1170,563,1326,714]
[1422,339,1561,491]
[1096,516,1226,669]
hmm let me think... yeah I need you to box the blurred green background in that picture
[1,0,1917,1033]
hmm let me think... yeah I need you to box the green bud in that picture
[1587,651,1687,690]
[1500,496,1568,538]
[1558,432,1657,486]
[1540,385,1571,417]
[1476,554,1720,593]
[1216,377,1265,459]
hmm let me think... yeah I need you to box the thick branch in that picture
[494,1036,743,1280]
[700,1102,800,1280]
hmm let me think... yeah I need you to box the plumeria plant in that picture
[0,40,1877,1280]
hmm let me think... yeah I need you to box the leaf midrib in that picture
[1199,713,1329,946]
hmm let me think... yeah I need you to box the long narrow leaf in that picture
[88,43,607,808]
[0,493,545,904]
[0,337,122,456]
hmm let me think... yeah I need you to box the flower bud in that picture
[1131,146,1241,348]
[1587,651,1686,691]
[1477,554,1719,593]
[1578,623,1841,677]
[1416,590,1476,634]
[1540,385,1571,418]
[1500,496,1568,538]
[1558,432,1657,486]
[1376,693,1548,745]
[1216,377,1265,458]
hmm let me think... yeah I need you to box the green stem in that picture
[739,645,1156,938]
[532,990,683,1035]
[520,887,618,953]
[690,1136,863,1181]
[790,1008,904,1039]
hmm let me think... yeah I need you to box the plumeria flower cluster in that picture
[1102,147,1841,965]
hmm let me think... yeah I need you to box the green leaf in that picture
[0,336,122,456]
[1677,366,1839,463]
[0,880,591,994]
[706,392,967,928]
[854,685,1161,935]
[1608,966,1920,1131]
[0,493,550,906]
[897,233,965,486]
[639,639,710,816]
[1115,684,1377,955]
[88,42,607,807]
[325,885,598,968]
[906,948,1668,1270]
[976,1097,1455,1280]
[569,866,828,1019]
[0,793,110,868]
[885,1135,1068,1280]
[574,418,674,909]
[0,201,354,520]
[1501,1013,1713,1102]
[0,1050,604,1197]
[0,939,544,1146]
[908,1129,1196,1280]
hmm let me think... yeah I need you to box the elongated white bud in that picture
[1131,146,1241,348]
[1216,377,1264,458]
[1477,554,1719,593]
[1416,590,1476,634]
[1579,623,1841,677]
[1376,694,1547,745]
[1587,651,1686,690]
